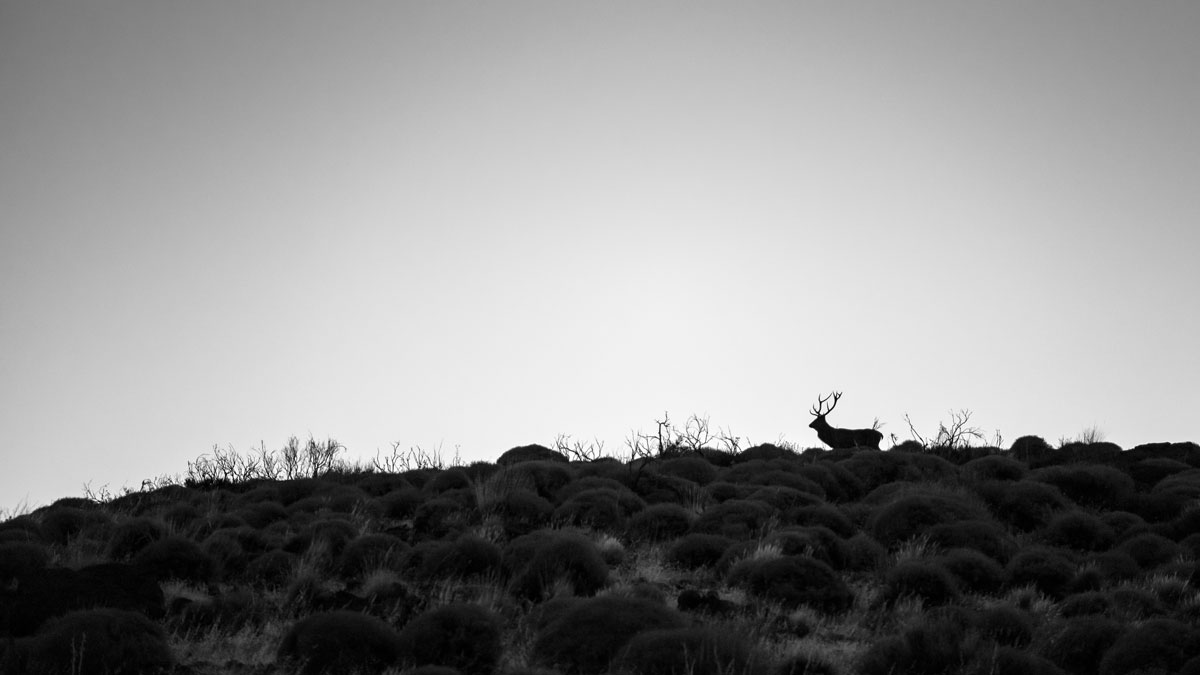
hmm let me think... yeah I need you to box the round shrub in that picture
[233,500,289,528]
[106,517,167,560]
[413,497,472,540]
[844,533,888,571]
[1129,457,1192,487]
[490,489,554,537]
[1031,465,1134,511]
[509,531,609,602]
[1116,532,1182,569]
[974,605,1034,647]
[513,461,575,500]
[962,454,1027,482]
[132,535,216,583]
[656,456,719,485]
[1006,546,1077,598]
[1100,511,1146,539]
[867,493,988,548]
[881,560,961,607]
[615,626,761,675]
[727,555,853,613]
[786,504,854,537]
[745,485,820,511]
[399,603,503,675]
[532,596,687,675]
[1040,615,1124,675]
[666,533,735,570]
[1060,591,1111,617]
[977,480,1070,531]
[338,534,408,580]
[858,612,977,675]
[761,526,850,570]
[38,506,108,546]
[497,444,566,466]
[936,548,1006,594]
[425,468,472,494]
[408,535,502,582]
[244,549,297,587]
[0,542,49,580]
[286,519,359,560]
[1098,618,1199,675]
[7,608,172,675]
[926,518,1015,562]
[690,500,775,540]
[1010,435,1055,464]
[1039,511,1117,552]
[704,481,755,503]
[775,653,838,675]
[278,610,404,675]
[379,487,424,518]
[554,488,644,532]
[626,503,694,542]
[1085,550,1141,585]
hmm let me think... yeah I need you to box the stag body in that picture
[809,392,883,450]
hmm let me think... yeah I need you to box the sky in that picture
[2,1,1198,513]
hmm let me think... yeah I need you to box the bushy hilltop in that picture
[2,436,1200,675]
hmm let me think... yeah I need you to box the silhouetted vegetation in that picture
[2,421,1198,674]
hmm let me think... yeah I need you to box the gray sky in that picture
[2,2,1198,512]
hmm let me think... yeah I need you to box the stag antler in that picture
[810,391,842,417]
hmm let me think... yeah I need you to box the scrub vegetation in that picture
[2,416,1200,675]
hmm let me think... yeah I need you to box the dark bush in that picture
[735,444,795,463]
[489,489,554,537]
[425,468,472,494]
[132,535,216,583]
[1116,532,1182,568]
[926,518,1016,562]
[513,461,575,501]
[844,533,888,571]
[676,589,737,616]
[936,548,1007,594]
[243,550,296,587]
[1040,615,1124,675]
[727,555,853,613]
[1010,435,1055,464]
[5,563,164,637]
[1039,511,1117,552]
[338,534,408,580]
[656,456,719,485]
[509,531,609,602]
[4,609,172,675]
[881,560,960,607]
[0,542,49,580]
[532,596,687,675]
[794,463,856,503]
[277,610,404,675]
[379,487,425,519]
[106,517,168,560]
[1109,587,1165,621]
[1006,546,1077,598]
[962,454,1027,482]
[626,503,694,542]
[858,612,976,675]
[704,481,755,503]
[38,506,108,545]
[233,500,289,528]
[666,534,735,570]
[554,489,644,531]
[1129,457,1192,486]
[759,526,850,570]
[980,647,1067,675]
[286,519,359,561]
[497,444,566,466]
[1098,618,1199,675]
[745,485,820,510]
[1085,550,1141,585]
[976,605,1034,647]
[786,504,854,537]
[399,603,503,675]
[1060,591,1112,617]
[690,500,775,540]
[615,626,761,675]
[1100,511,1147,539]
[409,534,502,582]
[413,497,472,540]
[867,493,988,548]
[977,480,1071,531]
[1031,465,1134,511]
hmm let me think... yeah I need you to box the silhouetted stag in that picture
[809,392,883,450]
